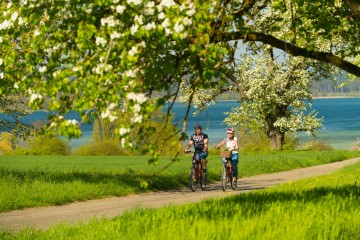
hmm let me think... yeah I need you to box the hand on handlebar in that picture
[184,149,191,153]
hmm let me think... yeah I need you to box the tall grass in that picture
[0,150,359,212]
[3,160,360,239]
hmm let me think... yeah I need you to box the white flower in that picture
[162,18,171,28]
[158,12,166,20]
[38,66,47,73]
[0,72,4,79]
[134,15,143,25]
[187,8,196,16]
[14,82,19,89]
[95,37,107,46]
[0,20,12,30]
[29,93,43,103]
[130,24,139,35]
[138,41,146,48]
[183,17,192,25]
[133,104,141,113]
[121,138,126,148]
[0,37,3,43]
[0,58,3,65]
[116,5,126,14]
[11,11,18,21]
[119,128,131,136]
[67,119,78,126]
[18,17,25,25]
[128,46,138,56]
[110,31,121,39]
[132,114,143,123]
[34,29,40,36]
[145,22,156,31]
[160,0,176,8]
[174,22,184,33]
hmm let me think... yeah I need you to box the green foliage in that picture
[13,133,72,155]
[73,140,129,156]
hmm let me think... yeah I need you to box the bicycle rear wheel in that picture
[189,167,197,192]
[221,163,227,191]
[200,170,207,191]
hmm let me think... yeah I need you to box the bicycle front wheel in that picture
[221,163,227,191]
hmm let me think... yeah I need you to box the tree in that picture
[0,0,359,158]
[224,48,323,150]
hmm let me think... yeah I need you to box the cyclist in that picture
[215,128,239,179]
[184,123,209,174]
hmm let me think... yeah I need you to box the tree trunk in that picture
[269,128,284,150]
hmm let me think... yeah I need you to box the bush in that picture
[13,133,72,155]
[73,140,130,156]
[350,139,360,150]
[300,140,334,151]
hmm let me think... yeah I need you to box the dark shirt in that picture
[190,132,208,152]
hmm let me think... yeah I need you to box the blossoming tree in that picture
[0,0,359,157]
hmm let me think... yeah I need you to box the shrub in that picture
[350,138,360,150]
[14,133,72,155]
[300,140,334,151]
[73,140,130,156]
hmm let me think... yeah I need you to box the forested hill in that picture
[216,77,360,101]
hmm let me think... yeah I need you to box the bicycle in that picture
[186,150,207,192]
[219,149,237,191]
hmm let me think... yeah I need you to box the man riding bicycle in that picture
[184,123,209,175]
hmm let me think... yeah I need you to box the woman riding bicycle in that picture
[184,123,209,175]
[215,128,239,179]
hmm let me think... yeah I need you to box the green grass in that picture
[0,150,359,213]
[2,156,360,239]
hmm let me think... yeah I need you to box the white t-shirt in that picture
[225,136,238,153]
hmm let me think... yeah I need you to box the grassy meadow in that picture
[0,150,360,213]
[1,152,360,239]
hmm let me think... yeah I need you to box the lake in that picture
[7,98,360,150]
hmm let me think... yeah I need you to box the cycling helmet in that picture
[194,123,202,129]
[226,128,235,134]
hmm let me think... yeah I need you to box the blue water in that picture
[4,98,360,150]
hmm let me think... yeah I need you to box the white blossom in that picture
[14,82,19,89]
[95,37,107,46]
[34,29,40,36]
[38,66,47,73]
[158,12,166,20]
[160,0,177,8]
[66,119,78,126]
[11,11,18,21]
[0,37,2,43]
[119,128,131,136]
[145,22,156,31]
[29,93,43,103]
[110,31,121,39]
[0,72,4,79]
[132,114,143,123]
[130,24,139,35]
[128,46,138,56]
[134,15,143,25]
[174,22,184,33]
[0,58,3,65]
[0,20,12,30]
[162,18,171,28]
[116,5,126,14]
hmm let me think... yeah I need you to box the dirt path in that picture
[1,157,359,232]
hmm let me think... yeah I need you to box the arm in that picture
[203,138,208,152]
[215,139,225,149]
[184,140,193,153]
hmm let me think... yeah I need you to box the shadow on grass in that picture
[0,168,190,191]
[204,184,360,218]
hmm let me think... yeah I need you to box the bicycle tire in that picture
[200,171,207,191]
[231,176,237,190]
[189,167,197,192]
[221,163,227,191]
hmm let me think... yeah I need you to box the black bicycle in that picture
[186,150,207,192]
[220,150,237,191]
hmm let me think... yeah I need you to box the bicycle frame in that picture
[221,157,237,191]
[189,151,207,192]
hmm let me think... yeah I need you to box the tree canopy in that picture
[0,0,359,156]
